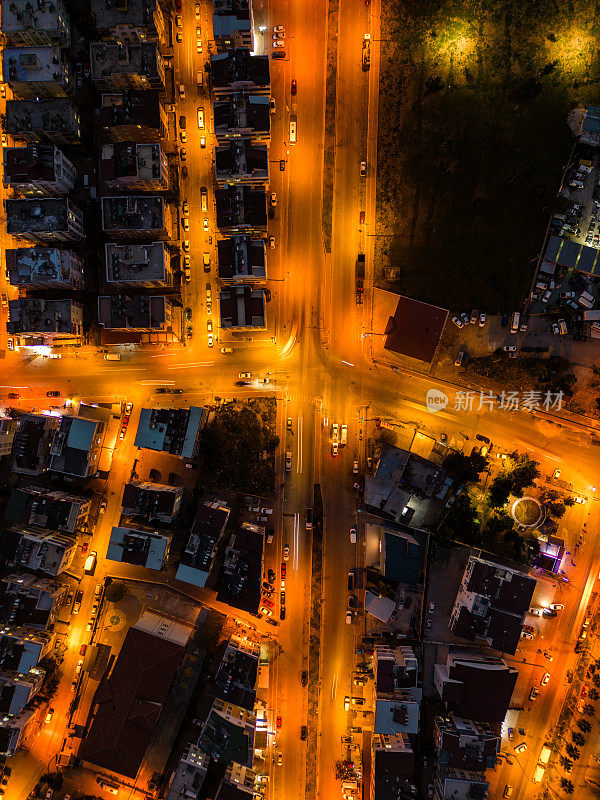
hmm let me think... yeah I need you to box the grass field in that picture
[375,0,600,312]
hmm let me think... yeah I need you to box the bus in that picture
[290,116,297,144]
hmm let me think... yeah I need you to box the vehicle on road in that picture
[514,742,527,753]
[360,160,366,176]
[552,468,561,479]
[277,753,283,766]
[350,528,357,543]
[285,452,292,471]
[507,727,514,740]
[529,687,540,701]
[301,670,308,686]
[283,544,290,561]
[197,107,205,128]
[45,708,54,724]
[332,442,338,457]
[344,696,350,711]
[549,604,564,611]
[300,725,307,740]
[540,672,551,686]
[281,563,286,580]
[291,79,297,94]
[84,551,97,575]
[429,602,435,614]
[479,312,486,326]
[276,716,282,728]
[47,390,60,397]
[353,460,359,474]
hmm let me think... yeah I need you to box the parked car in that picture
[451,315,464,328]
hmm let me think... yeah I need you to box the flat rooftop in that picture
[213,94,270,136]
[217,236,266,280]
[219,285,265,328]
[4,144,57,184]
[102,196,164,232]
[215,140,269,181]
[90,42,161,82]
[105,242,167,283]
[98,295,167,329]
[6,198,79,234]
[91,0,159,30]
[99,91,163,129]
[210,48,270,90]
[0,0,68,35]
[5,99,79,137]
[215,185,267,229]
[3,46,66,83]
[100,141,165,183]
[7,298,82,335]
[6,248,80,285]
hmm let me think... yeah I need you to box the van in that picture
[197,107,205,129]
[510,312,520,333]
[94,583,103,599]
[558,318,568,335]
[104,353,120,361]
[84,551,97,575]
[290,116,297,144]
[503,786,513,799]
[179,83,185,99]
[197,70,203,87]
[201,188,208,211]
[348,571,354,591]
[305,508,313,530]
[340,424,347,445]
[532,765,545,784]
[578,291,595,308]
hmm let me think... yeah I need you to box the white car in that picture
[269,235,276,248]
[353,460,359,474]
[540,672,551,686]
[521,630,533,639]
[529,607,541,617]
[346,610,353,624]
[195,2,200,15]
[344,695,350,711]
[176,30,183,43]
[208,334,214,348]
[203,218,209,231]
[552,322,560,335]
[573,496,585,504]
[514,742,527,754]
[549,603,564,611]
[451,315,464,328]
[274,25,285,32]
[270,192,278,207]
[479,312,486,327]
[273,40,285,48]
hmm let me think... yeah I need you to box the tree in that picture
[438,494,480,543]
[577,718,592,733]
[583,703,595,717]
[593,673,600,688]
[560,778,575,794]
[443,451,488,484]
[488,475,513,507]
[508,452,540,496]
[589,688,599,701]
[564,497,575,507]
[546,500,566,518]
[565,743,580,760]
[559,755,573,771]
[571,731,585,747]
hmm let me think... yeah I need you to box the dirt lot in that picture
[375,0,600,312]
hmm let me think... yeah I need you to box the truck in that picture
[356,253,365,304]
[362,34,370,71]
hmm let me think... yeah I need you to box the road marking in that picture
[167,361,215,369]
[297,415,303,474]
[331,674,337,700]
[293,512,299,571]
[140,380,175,385]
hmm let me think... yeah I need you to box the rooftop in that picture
[210,48,270,91]
[0,574,62,630]
[384,294,448,363]
[6,487,88,534]
[90,41,161,83]
[50,414,103,477]
[91,0,160,31]
[79,625,186,779]
[101,195,165,232]
[6,247,82,286]
[99,90,164,130]
[97,295,167,329]
[12,413,59,475]
[213,96,270,137]
[121,481,182,523]
[0,0,69,36]
[7,298,83,336]
[6,198,81,235]
[105,242,168,283]
[212,639,258,711]
[215,525,263,613]
[217,236,266,280]
[219,284,266,329]
[4,143,59,185]
[3,45,68,85]
[106,527,170,570]
[100,141,165,183]
[176,500,230,588]
[134,407,207,459]
[5,99,79,137]
[215,185,267,229]
[215,139,269,181]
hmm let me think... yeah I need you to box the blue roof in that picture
[66,417,96,451]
